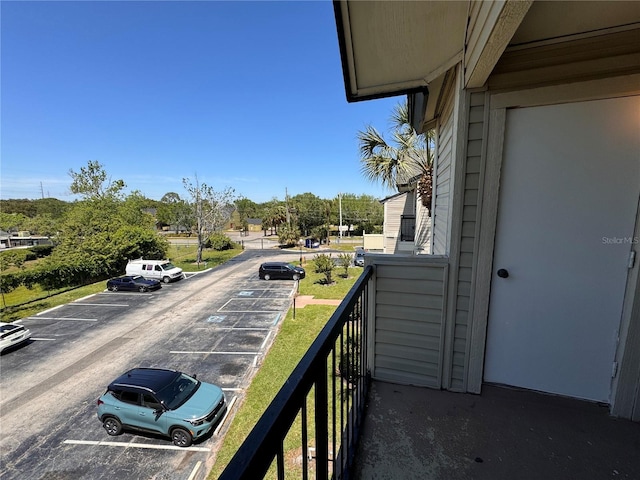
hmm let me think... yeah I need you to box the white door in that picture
[484,96,640,402]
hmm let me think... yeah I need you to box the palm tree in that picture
[358,101,434,212]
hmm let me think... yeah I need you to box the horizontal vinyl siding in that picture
[383,192,415,253]
[373,257,448,388]
[432,88,456,255]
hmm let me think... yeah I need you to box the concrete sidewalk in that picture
[354,381,640,480]
[294,295,342,308]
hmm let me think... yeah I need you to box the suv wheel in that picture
[171,427,193,447]
[264,274,271,281]
[293,274,300,281]
[103,417,122,436]
[163,276,171,284]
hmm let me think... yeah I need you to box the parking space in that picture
[2,289,165,372]
[1,255,303,480]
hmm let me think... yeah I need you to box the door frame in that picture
[467,74,640,414]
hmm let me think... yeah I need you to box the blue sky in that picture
[1,0,402,204]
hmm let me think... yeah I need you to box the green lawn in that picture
[167,244,243,272]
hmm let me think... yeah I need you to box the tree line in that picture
[0,161,384,300]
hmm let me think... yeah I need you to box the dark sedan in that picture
[106,275,161,292]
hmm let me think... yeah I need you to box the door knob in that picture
[497,269,509,278]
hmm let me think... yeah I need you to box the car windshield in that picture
[155,373,200,410]
[161,262,176,270]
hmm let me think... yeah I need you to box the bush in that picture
[30,245,54,258]
[208,233,234,251]
[313,253,335,284]
[0,250,29,268]
[0,271,23,296]
[337,253,353,277]
[278,226,301,248]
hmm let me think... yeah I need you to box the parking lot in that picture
[0,252,300,480]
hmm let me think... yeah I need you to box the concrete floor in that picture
[353,381,640,480]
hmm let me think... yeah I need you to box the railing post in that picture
[315,356,329,480]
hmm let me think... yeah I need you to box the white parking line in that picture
[260,332,271,350]
[214,395,237,436]
[62,440,209,452]
[187,461,202,480]
[218,309,283,313]
[74,293,98,302]
[68,303,129,307]
[31,338,56,341]
[27,317,98,322]
[211,327,271,331]
[222,387,242,392]
[36,304,64,316]
[169,351,259,355]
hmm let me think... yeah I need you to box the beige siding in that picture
[431,79,456,255]
[372,256,448,388]
[448,90,487,391]
[415,200,432,254]
[382,191,416,253]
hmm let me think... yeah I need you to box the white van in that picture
[125,259,184,283]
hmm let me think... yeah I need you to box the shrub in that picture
[0,250,28,269]
[207,233,234,251]
[337,253,353,277]
[313,253,335,284]
[30,245,54,258]
[278,226,301,248]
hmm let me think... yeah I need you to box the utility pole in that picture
[339,193,343,240]
[285,188,291,226]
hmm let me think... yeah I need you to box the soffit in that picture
[335,0,468,102]
[509,1,640,47]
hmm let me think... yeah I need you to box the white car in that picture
[0,322,32,353]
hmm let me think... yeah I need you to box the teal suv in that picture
[97,368,226,447]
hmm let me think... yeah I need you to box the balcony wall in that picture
[367,254,449,388]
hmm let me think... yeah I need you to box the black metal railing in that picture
[219,265,374,480]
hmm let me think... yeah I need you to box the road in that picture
[0,250,301,480]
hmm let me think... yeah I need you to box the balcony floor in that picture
[353,381,640,480]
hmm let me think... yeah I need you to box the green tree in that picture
[291,193,325,236]
[0,198,69,218]
[277,225,301,248]
[21,214,60,237]
[183,176,236,263]
[69,160,126,200]
[0,212,27,233]
[119,191,157,230]
[261,200,287,236]
[358,101,434,212]
[235,198,259,222]
[50,163,168,280]
[157,192,193,233]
